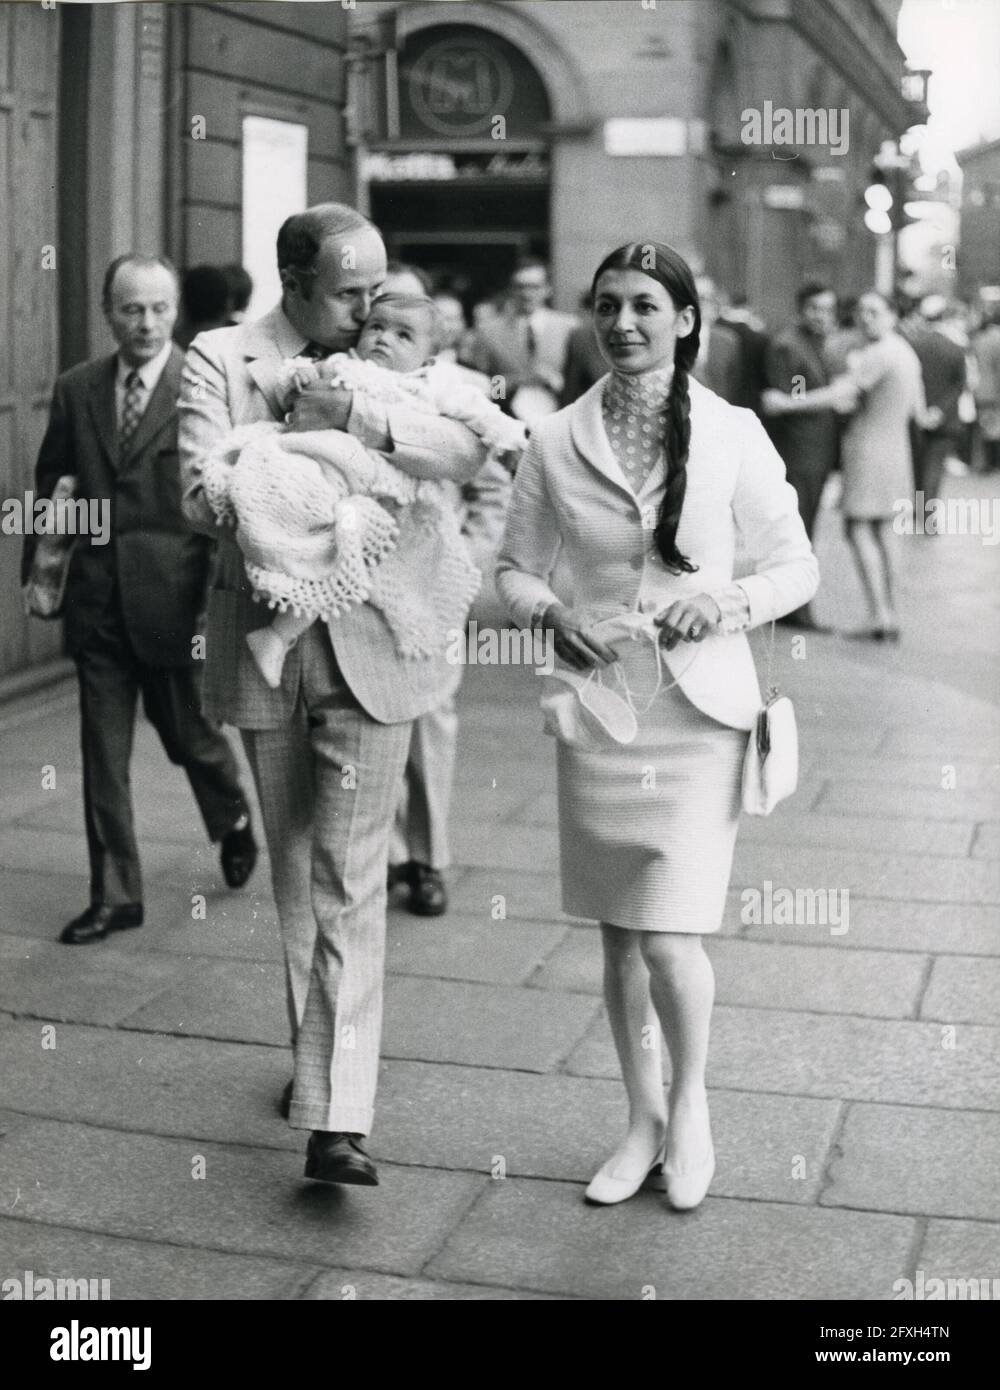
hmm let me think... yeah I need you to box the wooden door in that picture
[0,2,62,679]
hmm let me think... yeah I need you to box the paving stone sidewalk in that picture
[1,476,998,1300]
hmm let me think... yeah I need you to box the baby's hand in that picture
[287,361,322,395]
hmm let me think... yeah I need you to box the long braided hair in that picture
[591,242,701,574]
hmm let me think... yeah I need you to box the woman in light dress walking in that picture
[497,242,818,1211]
[839,290,927,641]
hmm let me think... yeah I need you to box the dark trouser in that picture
[915,433,952,511]
[783,461,831,622]
[786,462,829,542]
[75,599,249,907]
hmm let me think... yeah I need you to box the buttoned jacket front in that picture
[496,374,820,731]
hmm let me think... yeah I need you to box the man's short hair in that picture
[102,254,179,311]
[276,203,373,278]
[222,263,253,313]
[182,265,231,324]
[433,291,467,317]
[511,256,549,282]
[796,281,833,311]
[385,260,433,294]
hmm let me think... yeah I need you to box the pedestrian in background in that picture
[175,264,233,351]
[388,288,514,916]
[466,257,575,422]
[839,291,928,641]
[761,283,857,630]
[972,303,1000,473]
[559,293,608,407]
[691,275,742,406]
[718,293,770,414]
[497,241,817,1213]
[222,263,254,324]
[902,295,968,515]
[23,254,257,945]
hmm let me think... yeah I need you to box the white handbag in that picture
[742,621,799,816]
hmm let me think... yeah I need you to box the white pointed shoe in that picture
[584,1144,667,1206]
[664,1141,715,1211]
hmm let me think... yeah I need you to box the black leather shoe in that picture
[279,1079,294,1120]
[60,903,144,945]
[220,819,258,889]
[387,860,414,894]
[407,863,447,916]
[304,1131,378,1186]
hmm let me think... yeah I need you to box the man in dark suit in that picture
[559,294,609,407]
[719,296,770,414]
[903,296,968,517]
[22,254,257,945]
[465,258,575,421]
[761,283,856,629]
[692,277,743,406]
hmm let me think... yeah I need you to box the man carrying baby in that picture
[212,291,520,690]
[178,204,487,1186]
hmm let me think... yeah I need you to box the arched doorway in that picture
[364,23,554,310]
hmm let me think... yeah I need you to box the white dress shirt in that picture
[115,341,173,431]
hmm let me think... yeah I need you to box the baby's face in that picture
[356,303,435,373]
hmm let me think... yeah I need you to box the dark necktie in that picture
[120,369,144,446]
[301,341,326,360]
[524,319,537,365]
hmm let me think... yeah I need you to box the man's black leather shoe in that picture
[60,903,144,945]
[408,863,447,916]
[220,819,258,889]
[304,1131,378,1186]
[387,860,414,894]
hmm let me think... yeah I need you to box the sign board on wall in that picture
[241,116,309,319]
[603,118,687,156]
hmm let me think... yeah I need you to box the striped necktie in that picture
[120,368,145,446]
[524,318,537,365]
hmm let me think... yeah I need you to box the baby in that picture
[201,294,526,688]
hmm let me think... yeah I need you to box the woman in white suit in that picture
[496,243,818,1210]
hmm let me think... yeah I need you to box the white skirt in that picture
[556,650,747,933]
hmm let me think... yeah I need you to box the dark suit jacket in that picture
[692,323,743,406]
[465,307,576,396]
[559,319,609,407]
[22,346,213,667]
[719,315,769,412]
[763,324,840,480]
[905,325,966,440]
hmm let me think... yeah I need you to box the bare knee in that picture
[600,921,644,974]
[639,932,706,979]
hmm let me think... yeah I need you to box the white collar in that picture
[117,340,172,390]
